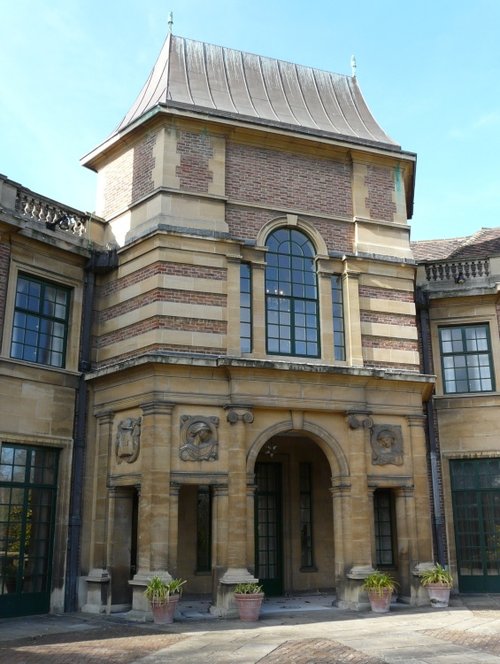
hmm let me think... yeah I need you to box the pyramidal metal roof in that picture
[112,33,399,149]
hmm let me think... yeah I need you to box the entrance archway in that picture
[253,432,336,596]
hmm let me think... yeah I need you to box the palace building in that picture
[1,30,438,618]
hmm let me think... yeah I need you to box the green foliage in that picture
[420,563,453,587]
[144,576,186,603]
[362,570,398,595]
[234,582,263,594]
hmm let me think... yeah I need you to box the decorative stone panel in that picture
[179,415,219,461]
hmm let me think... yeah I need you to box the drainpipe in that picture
[64,248,117,612]
[416,287,447,565]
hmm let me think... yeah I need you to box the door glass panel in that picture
[0,444,59,614]
[451,459,500,591]
[255,463,283,595]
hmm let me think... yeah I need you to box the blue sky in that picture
[1,0,499,240]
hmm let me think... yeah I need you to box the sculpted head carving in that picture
[180,415,219,461]
[370,425,403,466]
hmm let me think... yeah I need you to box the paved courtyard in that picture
[1,594,499,663]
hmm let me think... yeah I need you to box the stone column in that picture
[341,411,375,610]
[213,407,257,616]
[83,410,113,613]
[212,482,229,570]
[168,482,181,577]
[330,478,352,596]
[346,411,374,567]
[395,485,412,600]
[130,400,174,614]
[407,415,433,561]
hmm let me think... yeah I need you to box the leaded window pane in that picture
[11,275,70,369]
[265,228,320,358]
[439,324,494,394]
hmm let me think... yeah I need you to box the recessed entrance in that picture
[254,434,334,596]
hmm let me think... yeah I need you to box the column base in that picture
[82,568,110,614]
[129,570,173,614]
[210,568,259,617]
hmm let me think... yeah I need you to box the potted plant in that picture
[362,570,398,613]
[420,563,453,608]
[144,576,186,624]
[234,582,264,621]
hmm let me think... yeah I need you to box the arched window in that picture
[265,228,319,357]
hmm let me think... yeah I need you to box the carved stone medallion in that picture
[370,425,403,466]
[115,417,141,464]
[179,415,219,461]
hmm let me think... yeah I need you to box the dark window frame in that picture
[331,274,345,361]
[240,263,252,353]
[374,488,397,567]
[10,273,71,369]
[196,485,212,573]
[299,462,316,570]
[265,228,320,358]
[439,323,495,394]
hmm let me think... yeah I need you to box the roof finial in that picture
[351,55,357,78]
[168,11,174,33]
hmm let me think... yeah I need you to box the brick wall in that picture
[359,285,414,303]
[102,131,156,218]
[97,316,227,350]
[0,241,10,347]
[365,164,396,221]
[98,288,226,324]
[226,142,352,218]
[94,259,227,366]
[359,284,419,370]
[176,130,214,192]
[226,205,354,253]
[99,261,226,298]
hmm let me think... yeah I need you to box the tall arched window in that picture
[265,228,319,357]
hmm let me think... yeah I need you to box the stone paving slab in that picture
[1,596,500,664]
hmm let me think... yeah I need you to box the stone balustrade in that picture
[15,186,87,236]
[424,258,489,282]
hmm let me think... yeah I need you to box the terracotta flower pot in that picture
[234,592,264,621]
[367,588,392,613]
[425,583,451,608]
[150,594,180,624]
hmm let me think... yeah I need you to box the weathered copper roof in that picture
[114,33,398,149]
[412,227,500,261]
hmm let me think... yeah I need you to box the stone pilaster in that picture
[83,410,113,614]
[407,415,433,562]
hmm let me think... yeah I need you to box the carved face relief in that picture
[370,425,403,466]
[115,417,141,464]
[180,415,219,461]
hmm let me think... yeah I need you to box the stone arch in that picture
[247,418,349,480]
[255,215,329,256]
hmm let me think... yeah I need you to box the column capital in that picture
[141,401,175,416]
[406,414,426,428]
[346,410,373,430]
[225,405,254,424]
[95,410,114,425]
